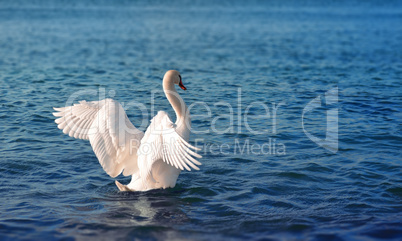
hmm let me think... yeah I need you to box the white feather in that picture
[53,98,144,178]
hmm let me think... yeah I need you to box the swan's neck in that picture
[163,81,189,125]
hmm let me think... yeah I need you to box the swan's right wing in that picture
[137,111,202,181]
[53,99,144,178]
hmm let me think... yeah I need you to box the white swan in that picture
[53,70,202,191]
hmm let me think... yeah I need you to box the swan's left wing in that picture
[137,111,202,180]
[53,99,144,178]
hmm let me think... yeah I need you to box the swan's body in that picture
[53,70,202,191]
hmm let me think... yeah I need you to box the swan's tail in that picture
[115,180,133,192]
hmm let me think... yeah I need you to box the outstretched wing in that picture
[53,98,144,177]
[137,111,202,180]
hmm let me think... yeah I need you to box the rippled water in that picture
[1,0,401,240]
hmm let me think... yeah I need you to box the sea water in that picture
[0,0,401,240]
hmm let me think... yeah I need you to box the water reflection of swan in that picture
[118,195,158,226]
[104,191,190,227]
[53,70,202,191]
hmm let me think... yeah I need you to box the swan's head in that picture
[164,70,186,90]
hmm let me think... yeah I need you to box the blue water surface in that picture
[0,0,401,240]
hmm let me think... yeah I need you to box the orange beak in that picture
[179,79,186,90]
